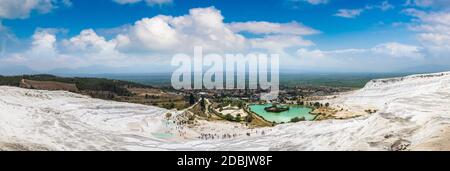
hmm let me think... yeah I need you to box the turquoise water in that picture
[249,104,315,123]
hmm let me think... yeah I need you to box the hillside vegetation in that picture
[0,74,149,96]
[0,74,189,110]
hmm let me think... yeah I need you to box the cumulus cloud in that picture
[12,29,153,70]
[62,29,117,53]
[113,0,172,6]
[31,30,57,54]
[115,7,248,53]
[113,7,317,54]
[0,0,71,19]
[2,7,317,71]
[11,30,66,70]
[115,16,183,51]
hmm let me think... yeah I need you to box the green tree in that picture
[200,97,206,112]
[189,94,196,105]
[224,114,234,121]
[314,102,321,108]
[235,114,242,122]
[169,102,175,109]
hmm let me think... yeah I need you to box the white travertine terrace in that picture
[1,72,450,151]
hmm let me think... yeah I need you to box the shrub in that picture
[314,102,321,108]
[235,114,242,122]
[165,113,172,119]
[224,114,234,121]
[291,117,305,123]
[245,115,253,123]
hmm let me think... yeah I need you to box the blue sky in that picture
[4,0,415,47]
[0,0,449,73]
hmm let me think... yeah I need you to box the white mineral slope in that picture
[0,87,180,151]
[1,71,450,151]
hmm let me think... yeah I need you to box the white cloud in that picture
[2,7,318,71]
[334,1,394,19]
[405,0,450,8]
[62,29,117,53]
[113,0,141,4]
[304,0,328,5]
[15,30,67,70]
[116,16,181,51]
[113,0,172,6]
[31,30,57,54]
[116,7,248,53]
[0,0,71,19]
[371,42,423,58]
[297,48,326,58]
[298,42,422,59]
[251,35,314,54]
[228,21,320,35]
[289,0,329,5]
[404,9,450,54]
[295,42,424,72]
[0,21,22,59]
[2,29,131,70]
[334,9,364,18]
[378,1,394,11]
[114,7,318,55]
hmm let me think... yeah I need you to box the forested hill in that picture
[0,74,152,97]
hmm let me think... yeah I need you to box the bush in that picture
[314,102,321,108]
[165,113,172,119]
[235,114,242,122]
[189,94,196,105]
[224,114,234,121]
[245,115,253,123]
[291,117,305,123]
[163,102,175,109]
